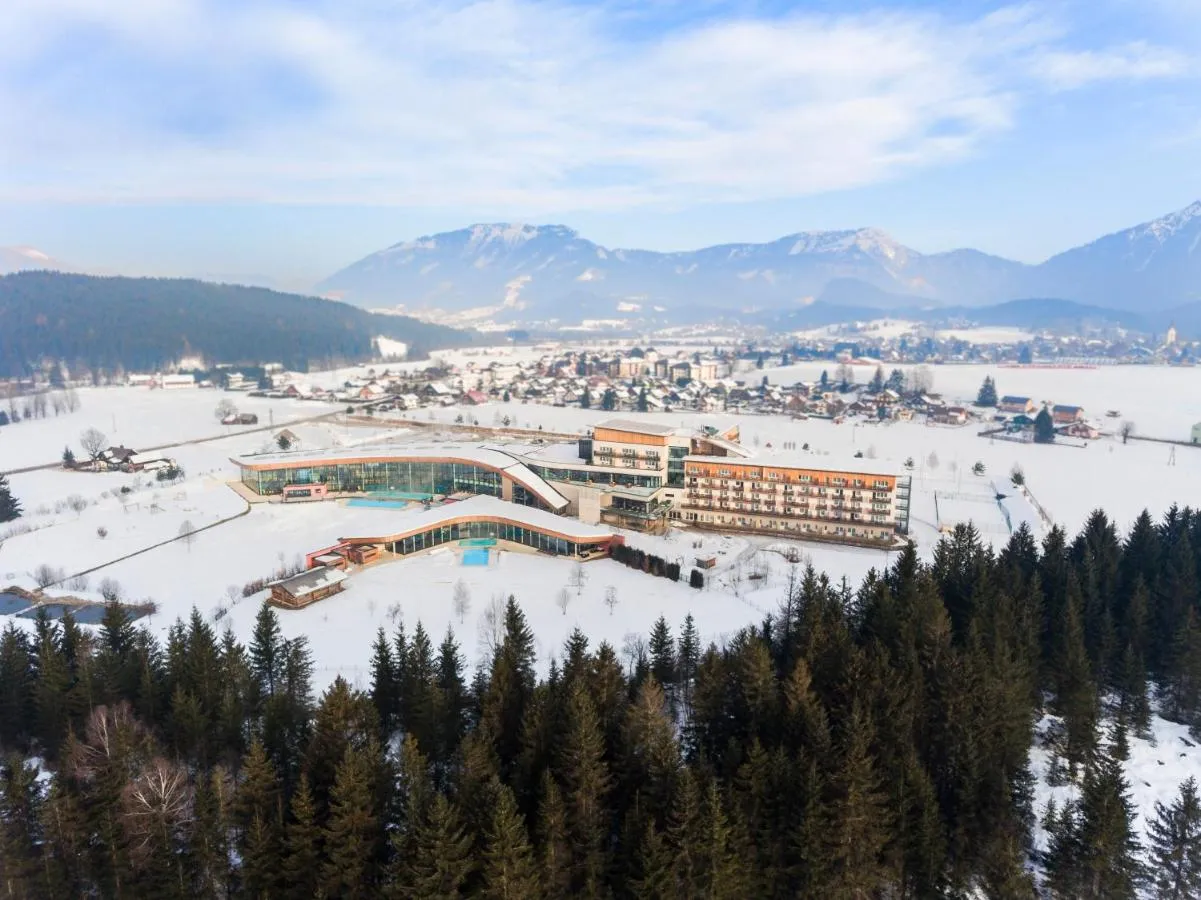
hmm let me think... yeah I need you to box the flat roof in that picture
[593,418,681,436]
[685,452,901,478]
[231,443,569,511]
[338,495,614,544]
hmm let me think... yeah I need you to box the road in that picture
[1,409,344,477]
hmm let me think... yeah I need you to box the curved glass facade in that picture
[242,460,504,500]
[384,519,600,558]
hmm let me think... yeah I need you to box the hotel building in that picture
[680,454,910,543]
[232,418,910,548]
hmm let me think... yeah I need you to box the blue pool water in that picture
[346,498,410,510]
[462,548,491,566]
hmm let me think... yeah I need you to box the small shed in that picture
[270,566,348,609]
[695,556,717,570]
[1192,422,1201,445]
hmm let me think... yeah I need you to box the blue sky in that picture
[1,0,1199,290]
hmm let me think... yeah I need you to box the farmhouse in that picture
[270,566,348,609]
[1052,404,1085,425]
[999,396,1034,414]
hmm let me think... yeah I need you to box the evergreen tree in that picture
[630,818,673,900]
[1035,406,1056,443]
[320,744,382,899]
[648,617,676,702]
[394,793,474,899]
[823,703,893,897]
[369,626,399,738]
[976,375,998,407]
[236,738,282,896]
[0,755,43,898]
[249,600,286,698]
[0,473,21,523]
[1048,744,1143,899]
[1146,776,1201,900]
[560,683,612,895]
[886,368,906,392]
[868,365,885,393]
[434,627,468,771]
[637,385,649,412]
[281,774,321,899]
[0,624,33,749]
[537,772,572,899]
[481,781,542,900]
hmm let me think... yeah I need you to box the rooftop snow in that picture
[338,494,612,542]
[686,451,902,478]
[593,419,682,436]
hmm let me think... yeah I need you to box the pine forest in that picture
[4,506,1201,898]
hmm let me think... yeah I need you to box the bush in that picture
[689,569,704,589]
[96,525,108,539]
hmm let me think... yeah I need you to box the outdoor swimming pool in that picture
[346,498,410,510]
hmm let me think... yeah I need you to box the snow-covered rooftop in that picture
[338,494,613,542]
[275,566,348,598]
[593,418,682,436]
[686,451,902,478]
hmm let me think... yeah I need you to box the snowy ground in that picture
[0,385,327,471]
[1030,712,1201,874]
[1,364,1199,692]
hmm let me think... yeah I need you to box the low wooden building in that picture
[270,566,348,609]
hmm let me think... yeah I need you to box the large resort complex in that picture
[232,418,912,606]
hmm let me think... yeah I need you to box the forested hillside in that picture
[0,272,471,377]
[2,507,1201,897]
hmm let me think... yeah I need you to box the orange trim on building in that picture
[592,427,670,447]
[684,459,897,490]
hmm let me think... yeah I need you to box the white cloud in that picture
[0,1,1191,210]
[1034,41,1190,89]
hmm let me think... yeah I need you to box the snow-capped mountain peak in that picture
[1135,200,1201,244]
[786,227,907,260]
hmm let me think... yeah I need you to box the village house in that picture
[1052,404,1085,425]
[999,395,1034,414]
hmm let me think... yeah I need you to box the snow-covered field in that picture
[0,385,326,471]
[1031,713,1201,860]
[1,364,1199,692]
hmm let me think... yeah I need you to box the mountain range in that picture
[317,202,1201,327]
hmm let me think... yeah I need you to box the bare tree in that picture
[910,365,934,395]
[1120,420,1136,445]
[556,587,571,616]
[215,398,238,422]
[569,562,588,596]
[121,757,194,866]
[479,593,507,655]
[33,563,64,588]
[32,393,47,419]
[99,578,122,602]
[178,520,196,549]
[834,362,854,390]
[603,585,618,616]
[453,579,471,624]
[66,494,88,515]
[80,427,107,460]
[927,451,940,471]
[64,388,81,412]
